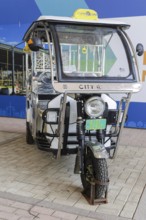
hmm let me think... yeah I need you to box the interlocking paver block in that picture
[74,198,98,211]
[77,216,101,220]
[0,198,15,206]
[52,210,77,220]
[31,206,54,215]
[128,191,141,203]
[38,214,62,220]
[19,217,34,220]
[0,211,21,220]
[0,124,146,219]
[120,201,137,218]
[14,209,37,218]
[0,204,16,213]
[11,201,32,210]
[96,203,121,216]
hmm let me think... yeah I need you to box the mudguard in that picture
[86,141,109,159]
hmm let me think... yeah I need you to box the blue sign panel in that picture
[0,95,26,118]
[85,0,146,18]
[125,102,146,129]
[0,0,145,129]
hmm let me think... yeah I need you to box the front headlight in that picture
[85,96,105,118]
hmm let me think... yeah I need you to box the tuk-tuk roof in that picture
[23,14,130,41]
[37,15,129,27]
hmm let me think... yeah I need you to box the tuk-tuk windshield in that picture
[55,24,134,80]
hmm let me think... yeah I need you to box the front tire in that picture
[81,147,108,199]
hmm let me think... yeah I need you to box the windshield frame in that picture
[52,23,138,83]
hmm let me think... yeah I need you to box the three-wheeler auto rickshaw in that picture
[23,9,143,204]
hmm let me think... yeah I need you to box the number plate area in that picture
[85,119,106,130]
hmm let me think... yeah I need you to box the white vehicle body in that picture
[23,9,143,202]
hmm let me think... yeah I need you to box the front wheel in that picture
[81,147,108,199]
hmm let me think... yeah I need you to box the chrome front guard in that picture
[56,92,132,159]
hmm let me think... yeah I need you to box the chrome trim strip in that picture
[52,81,142,93]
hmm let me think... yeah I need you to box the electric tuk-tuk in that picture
[23,9,143,203]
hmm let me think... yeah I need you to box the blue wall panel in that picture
[125,102,146,129]
[0,95,26,118]
[0,95,146,129]
[0,0,145,128]
[85,0,146,18]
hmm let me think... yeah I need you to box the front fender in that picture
[85,141,109,159]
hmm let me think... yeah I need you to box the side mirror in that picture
[136,43,144,56]
[27,37,43,52]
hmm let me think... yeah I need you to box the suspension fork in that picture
[96,129,106,145]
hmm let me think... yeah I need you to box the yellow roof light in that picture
[72,9,98,21]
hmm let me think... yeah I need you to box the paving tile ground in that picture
[0,117,146,220]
